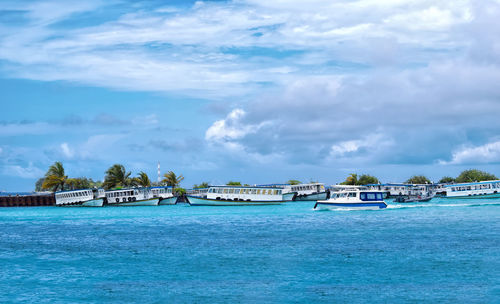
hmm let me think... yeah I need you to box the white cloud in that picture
[2,162,44,179]
[60,142,74,158]
[206,109,257,142]
[440,141,500,165]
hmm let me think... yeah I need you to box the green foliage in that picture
[42,161,68,191]
[103,164,133,189]
[174,187,186,195]
[35,178,45,192]
[439,176,455,184]
[455,169,498,183]
[193,182,209,189]
[287,179,301,185]
[340,173,379,185]
[406,175,431,184]
[162,171,184,189]
[133,171,151,187]
[357,174,380,185]
[66,177,91,190]
[226,181,242,186]
[340,173,358,185]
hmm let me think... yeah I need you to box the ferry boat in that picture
[55,188,105,207]
[285,183,327,201]
[314,189,387,210]
[186,185,296,206]
[445,180,500,199]
[150,186,177,205]
[105,188,159,206]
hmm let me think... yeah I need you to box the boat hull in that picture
[159,196,178,205]
[186,196,284,206]
[445,193,500,199]
[56,198,104,207]
[314,201,387,210]
[294,191,328,201]
[110,198,160,206]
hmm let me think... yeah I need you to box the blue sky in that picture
[1,0,500,191]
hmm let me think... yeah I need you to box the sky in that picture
[1,0,500,191]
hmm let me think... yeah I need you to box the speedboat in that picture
[314,189,387,210]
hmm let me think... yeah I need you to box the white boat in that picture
[150,186,178,205]
[283,183,327,201]
[186,185,296,206]
[445,180,500,199]
[105,188,159,206]
[314,189,387,210]
[55,189,105,207]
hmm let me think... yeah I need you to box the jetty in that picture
[0,193,55,207]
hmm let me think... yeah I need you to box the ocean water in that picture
[0,199,498,303]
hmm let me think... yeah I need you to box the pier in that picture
[0,193,55,207]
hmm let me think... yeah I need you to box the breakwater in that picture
[0,193,55,207]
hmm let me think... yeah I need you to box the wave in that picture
[387,201,500,209]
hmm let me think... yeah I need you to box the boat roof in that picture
[55,188,100,194]
[444,180,500,187]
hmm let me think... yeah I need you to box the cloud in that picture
[2,162,44,179]
[60,142,74,158]
[439,140,500,165]
[0,0,488,98]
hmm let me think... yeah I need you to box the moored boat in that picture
[105,188,159,206]
[150,186,178,205]
[55,188,105,207]
[445,180,500,199]
[186,185,295,206]
[314,189,387,210]
[284,183,327,201]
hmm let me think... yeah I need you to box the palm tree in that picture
[134,171,151,187]
[42,161,67,191]
[103,164,132,189]
[161,171,184,192]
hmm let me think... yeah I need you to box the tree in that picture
[227,181,241,186]
[455,169,498,183]
[357,174,380,185]
[439,176,455,184]
[406,175,431,184]
[66,177,91,190]
[35,178,45,192]
[340,173,358,185]
[134,171,151,187]
[287,179,301,185]
[175,187,187,195]
[161,171,184,191]
[193,182,209,189]
[42,162,68,191]
[103,164,132,189]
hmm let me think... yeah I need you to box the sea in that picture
[0,198,498,303]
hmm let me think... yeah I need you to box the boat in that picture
[445,180,500,199]
[314,189,387,210]
[150,186,177,205]
[285,183,328,201]
[55,188,105,207]
[186,185,296,206]
[396,194,434,203]
[105,188,159,206]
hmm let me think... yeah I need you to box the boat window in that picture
[360,193,366,200]
[268,189,272,195]
[367,193,376,200]
[251,189,257,194]
[376,193,383,200]
[348,192,356,198]
[229,189,234,194]
[257,189,261,194]
[238,189,243,194]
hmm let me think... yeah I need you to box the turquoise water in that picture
[0,199,499,303]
